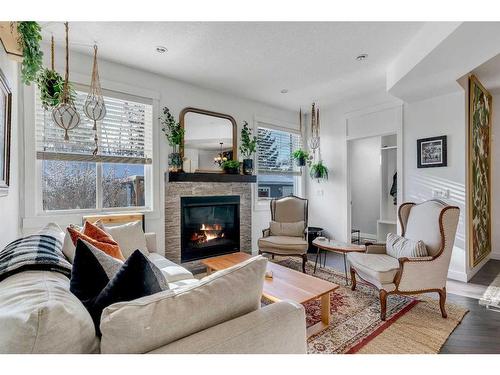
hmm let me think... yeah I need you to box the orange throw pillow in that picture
[67,221,125,261]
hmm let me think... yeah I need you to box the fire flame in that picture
[190,223,225,243]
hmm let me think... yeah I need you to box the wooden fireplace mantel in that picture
[167,172,257,183]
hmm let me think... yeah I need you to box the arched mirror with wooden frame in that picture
[180,107,237,173]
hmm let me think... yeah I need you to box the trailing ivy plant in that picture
[17,21,43,85]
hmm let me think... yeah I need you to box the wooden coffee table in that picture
[312,239,365,285]
[202,252,339,338]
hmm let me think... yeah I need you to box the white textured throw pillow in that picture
[270,220,305,237]
[386,233,428,259]
[100,221,149,258]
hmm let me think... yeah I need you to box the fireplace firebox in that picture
[180,195,240,262]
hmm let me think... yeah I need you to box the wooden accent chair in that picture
[348,200,460,320]
[258,195,309,273]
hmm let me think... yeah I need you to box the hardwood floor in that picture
[307,252,500,354]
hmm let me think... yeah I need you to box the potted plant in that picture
[239,121,257,175]
[222,159,241,174]
[16,21,43,85]
[160,107,185,172]
[292,149,310,167]
[310,161,328,181]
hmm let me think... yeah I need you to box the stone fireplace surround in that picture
[165,179,252,269]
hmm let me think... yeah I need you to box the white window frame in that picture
[253,116,304,211]
[23,73,161,229]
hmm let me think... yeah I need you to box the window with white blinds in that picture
[257,126,302,175]
[35,87,153,164]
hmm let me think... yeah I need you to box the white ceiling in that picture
[41,22,424,111]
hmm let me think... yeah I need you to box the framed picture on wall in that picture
[0,68,12,193]
[417,135,447,168]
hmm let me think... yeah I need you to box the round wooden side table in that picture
[312,238,366,285]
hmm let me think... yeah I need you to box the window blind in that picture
[257,126,302,175]
[35,87,153,165]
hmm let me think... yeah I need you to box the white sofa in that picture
[0,231,307,354]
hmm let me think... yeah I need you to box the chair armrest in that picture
[145,232,157,253]
[365,243,387,254]
[395,255,446,291]
[262,228,271,237]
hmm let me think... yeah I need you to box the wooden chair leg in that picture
[301,254,308,273]
[438,287,447,318]
[350,267,357,291]
[271,254,275,260]
[379,290,388,321]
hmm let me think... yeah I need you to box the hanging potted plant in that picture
[160,107,184,173]
[222,159,240,175]
[310,161,328,181]
[239,121,257,175]
[292,149,311,167]
[16,21,43,85]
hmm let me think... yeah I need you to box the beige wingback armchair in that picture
[348,200,460,320]
[258,195,309,273]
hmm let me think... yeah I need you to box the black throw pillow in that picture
[70,241,168,335]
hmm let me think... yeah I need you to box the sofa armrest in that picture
[147,301,307,354]
[365,243,387,254]
[145,232,157,253]
[262,228,271,238]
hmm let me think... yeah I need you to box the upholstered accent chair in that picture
[258,195,309,273]
[348,200,460,320]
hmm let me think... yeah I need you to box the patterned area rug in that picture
[273,257,467,354]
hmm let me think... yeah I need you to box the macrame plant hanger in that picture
[83,44,106,156]
[51,22,80,141]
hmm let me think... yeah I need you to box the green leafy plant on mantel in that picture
[160,107,185,172]
[239,121,257,175]
[16,21,43,85]
[292,149,311,167]
[221,159,240,174]
[310,161,329,181]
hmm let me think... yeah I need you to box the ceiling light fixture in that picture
[355,54,368,61]
[280,89,289,94]
[156,46,168,54]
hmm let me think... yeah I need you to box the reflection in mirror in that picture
[182,110,235,173]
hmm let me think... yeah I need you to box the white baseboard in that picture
[447,269,468,282]
[490,250,500,260]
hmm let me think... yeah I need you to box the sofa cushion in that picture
[269,220,305,237]
[258,236,308,254]
[99,220,149,258]
[0,270,99,353]
[68,222,124,261]
[148,253,194,283]
[386,233,428,259]
[347,253,400,284]
[99,255,267,354]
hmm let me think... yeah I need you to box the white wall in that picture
[403,91,469,281]
[0,49,21,249]
[21,46,298,254]
[349,136,380,237]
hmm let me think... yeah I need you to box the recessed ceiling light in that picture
[355,54,368,61]
[280,89,289,94]
[156,46,168,54]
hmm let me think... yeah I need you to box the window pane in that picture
[257,127,301,174]
[42,160,96,210]
[257,174,294,199]
[102,163,145,208]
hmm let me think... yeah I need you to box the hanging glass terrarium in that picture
[51,22,80,141]
[84,45,106,155]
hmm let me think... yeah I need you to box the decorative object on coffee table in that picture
[51,22,81,141]
[417,135,447,168]
[0,68,12,192]
[312,238,365,285]
[258,195,309,273]
[239,121,257,175]
[348,200,460,320]
[468,75,492,267]
[201,252,339,338]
